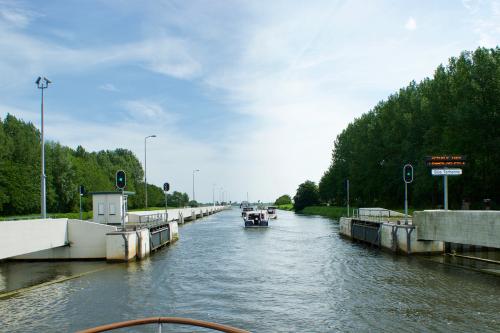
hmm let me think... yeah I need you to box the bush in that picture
[293,180,320,211]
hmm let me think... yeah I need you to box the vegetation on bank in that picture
[274,194,292,206]
[318,47,500,210]
[2,211,93,221]
[277,204,294,211]
[293,180,320,211]
[298,206,357,218]
[0,114,192,217]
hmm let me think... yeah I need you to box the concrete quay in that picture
[0,205,230,263]
[339,216,444,254]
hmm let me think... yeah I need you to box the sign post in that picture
[78,185,84,220]
[426,156,466,210]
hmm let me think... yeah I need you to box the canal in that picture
[1,209,500,332]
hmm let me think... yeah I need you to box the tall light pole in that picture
[220,188,223,204]
[213,183,216,206]
[145,135,156,211]
[193,170,199,202]
[36,77,51,219]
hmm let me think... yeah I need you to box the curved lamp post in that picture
[145,135,156,211]
[36,77,51,219]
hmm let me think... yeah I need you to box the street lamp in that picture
[213,183,216,206]
[145,135,156,211]
[36,77,51,219]
[220,188,223,204]
[193,170,199,202]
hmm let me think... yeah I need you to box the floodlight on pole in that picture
[37,76,50,219]
[193,170,199,202]
[145,135,156,211]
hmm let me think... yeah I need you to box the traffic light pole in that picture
[405,182,408,225]
[165,191,168,222]
[444,167,448,210]
[347,180,349,217]
[122,188,125,231]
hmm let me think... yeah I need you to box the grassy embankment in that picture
[277,205,421,219]
[2,211,93,221]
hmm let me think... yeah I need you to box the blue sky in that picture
[1,0,499,204]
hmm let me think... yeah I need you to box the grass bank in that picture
[2,211,93,221]
[299,206,356,219]
[277,204,294,211]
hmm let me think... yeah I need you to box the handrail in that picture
[75,317,252,333]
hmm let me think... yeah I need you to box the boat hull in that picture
[244,220,269,228]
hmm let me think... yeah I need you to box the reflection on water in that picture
[426,254,500,276]
[1,210,500,332]
[0,261,110,294]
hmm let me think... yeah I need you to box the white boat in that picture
[244,210,269,228]
[267,206,277,219]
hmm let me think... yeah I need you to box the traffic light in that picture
[163,183,170,192]
[116,170,126,189]
[79,185,84,195]
[404,165,413,183]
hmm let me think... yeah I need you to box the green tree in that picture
[2,114,41,215]
[274,194,292,205]
[293,180,320,211]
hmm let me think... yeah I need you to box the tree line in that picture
[0,114,191,216]
[318,47,500,210]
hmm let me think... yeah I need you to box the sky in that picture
[1,0,500,204]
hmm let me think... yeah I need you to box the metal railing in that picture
[138,213,167,229]
[2,215,59,221]
[75,317,251,333]
[353,209,392,223]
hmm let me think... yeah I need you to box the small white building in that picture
[90,191,135,225]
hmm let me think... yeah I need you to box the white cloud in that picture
[0,8,30,27]
[120,100,177,123]
[405,17,417,30]
[99,84,119,92]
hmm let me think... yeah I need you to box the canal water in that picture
[1,209,500,332]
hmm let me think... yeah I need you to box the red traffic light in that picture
[116,170,126,189]
[404,165,413,183]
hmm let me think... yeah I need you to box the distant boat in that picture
[244,210,269,228]
[267,206,277,219]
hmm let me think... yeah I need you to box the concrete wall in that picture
[0,219,68,260]
[339,217,351,237]
[136,228,150,259]
[12,220,117,260]
[169,222,178,241]
[379,224,443,254]
[413,210,500,248]
[339,217,443,254]
[106,231,138,262]
[127,206,224,224]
